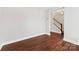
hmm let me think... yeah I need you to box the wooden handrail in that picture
[53,18,62,25]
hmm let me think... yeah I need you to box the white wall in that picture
[0,7,50,46]
[64,7,79,45]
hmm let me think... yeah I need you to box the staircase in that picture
[53,18,64,36]
[52,7,64,36]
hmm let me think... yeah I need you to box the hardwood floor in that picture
[1,34,50,51]
[48,32,79,51]
[1,32,79,51]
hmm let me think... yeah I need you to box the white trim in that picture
[0,45,2,50]
[64,38,79,45]
[46,32,50,35]
[0,33,50,50]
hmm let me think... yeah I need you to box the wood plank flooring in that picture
[1,32,79,51]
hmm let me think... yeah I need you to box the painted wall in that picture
[64,7,79,45]
[0,7,50,45]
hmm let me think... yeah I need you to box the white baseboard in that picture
[0,33,50,50]
[46,32,50,35]
[64,38,79,45]
[0,45,2,50]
